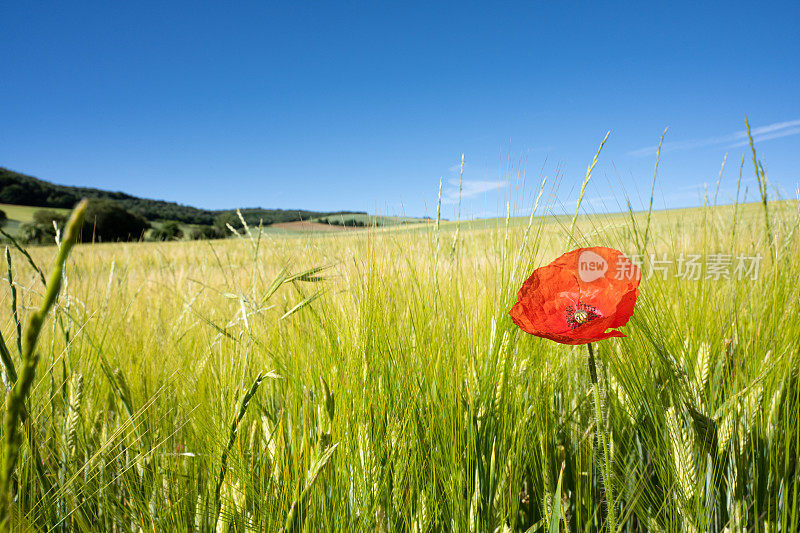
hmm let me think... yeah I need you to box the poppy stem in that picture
[587,342,616,532]
[587,342,598,385]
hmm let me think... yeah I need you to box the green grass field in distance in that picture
[0,202,70,223]
[0,203,72,238]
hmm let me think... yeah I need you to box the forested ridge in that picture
[0,166,365,225]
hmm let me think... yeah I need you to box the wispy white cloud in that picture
[628,119,800,157]
[727,126,800,148]
[442,178,505,204]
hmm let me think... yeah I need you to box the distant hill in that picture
[0,166,365,225]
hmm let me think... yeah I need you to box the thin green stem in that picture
[567,131,610,249]
[588,342,616,532]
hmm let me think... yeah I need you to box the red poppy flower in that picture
[509,247,640,345]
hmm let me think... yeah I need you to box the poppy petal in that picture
[509,247,641,345]
[609,287,639,328]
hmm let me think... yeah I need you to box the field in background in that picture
[1,188,799,530]
[271,220,362,232]
[0,203,71,223]
[309,213,430,227]
[0,203,70,236]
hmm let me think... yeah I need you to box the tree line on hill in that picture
[1,201,303,244]
[1,167,217,224]
[318,216,371,227]
[0,202,147,244]
[0,167,367,243]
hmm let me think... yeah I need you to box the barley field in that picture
[1,175,799,531]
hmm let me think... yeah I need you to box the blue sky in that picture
[2,1,799,219]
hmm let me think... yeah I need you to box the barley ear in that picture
[66,373,84,457]
[213,370,276,528]
[5,247,22,356]
[280,443,339,533]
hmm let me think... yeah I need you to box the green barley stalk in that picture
[435,175,443,257]
[0,252,16,385]
[449,153,465,259]
[434,175,443,299]
[5,248,22,355]
[213,370,274,527]
[745,115,773,255]
[712,152,728,207]
[567,131,610,249]
[0,332,14,390]
[280,442,339,533]
[0,199,87,526]
[436,175,443,235]
[642,127,668,252]
[730,154,745,245]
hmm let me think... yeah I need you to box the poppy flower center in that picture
[565,302,600,329]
